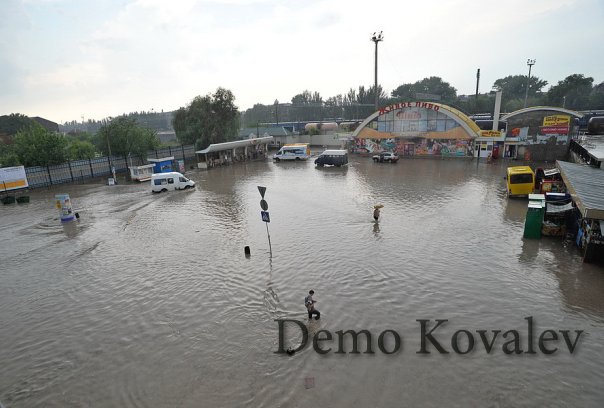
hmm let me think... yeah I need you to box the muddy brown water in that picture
[1,156,603,407]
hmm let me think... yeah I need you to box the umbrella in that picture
[374,204,384,209]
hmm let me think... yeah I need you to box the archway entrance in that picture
[351,102,481,157]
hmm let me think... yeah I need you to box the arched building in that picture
[351,102,481,157]
[499,107,583,161]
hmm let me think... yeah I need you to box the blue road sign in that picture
[261,211,270,223]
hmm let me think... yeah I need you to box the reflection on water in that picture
[1,157,603,407]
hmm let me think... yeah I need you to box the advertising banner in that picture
[0,166,29,192]
[480,130,501,137]
[543,115,570,127]
[55,194,75,222]
[539,125,569,135]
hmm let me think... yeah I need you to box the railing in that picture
[24,145,196,188]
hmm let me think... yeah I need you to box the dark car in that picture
[372,152,399,163]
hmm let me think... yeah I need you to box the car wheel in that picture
[275,158,280,162]
[161,188,167,193]
[295,157,300,161]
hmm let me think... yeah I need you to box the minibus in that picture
[314,150,348,167]
[151,172,195,193]
[506,166,535,197]
[273,143,311,161]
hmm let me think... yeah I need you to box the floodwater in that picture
[1,156,604,407]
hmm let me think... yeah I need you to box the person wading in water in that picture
[305,290,320,320]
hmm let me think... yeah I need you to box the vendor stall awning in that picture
[557,160,604,220]
[195,136,274,154]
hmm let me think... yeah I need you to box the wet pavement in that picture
[1,156,603,407]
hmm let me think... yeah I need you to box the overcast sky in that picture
[1,0,603,123]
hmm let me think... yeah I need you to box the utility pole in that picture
[274,99,279,126]
[475,68,480,114]
[524,59,536,108]
[371,31,384,111]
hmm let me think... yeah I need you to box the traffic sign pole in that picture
[258,186,272,257]
[265,222,272,258]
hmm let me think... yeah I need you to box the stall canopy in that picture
[195,136,274,154]
[556,160,604,220]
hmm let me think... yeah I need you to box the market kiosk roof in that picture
[556,160,604,220]
[195,136,274,154]
[583,135,604,162]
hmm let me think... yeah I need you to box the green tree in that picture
[0,152,21,167]
[590,82,604,109]
[492,75,548,101]
[546,74,594,110]
[13,124,68,166]
[391,77,457,103]
[68,140,97,160]
[95,117,159,159]
[173,87,239,149]
[0,142,21,167]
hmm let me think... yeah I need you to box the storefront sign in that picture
[539,125,569,135]
[379,102,440,116]
[543,115,570,127]
[479,130,501,137]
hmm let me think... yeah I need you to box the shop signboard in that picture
[0,166,29,192]
[480,130,501,137]
[543,115,570,127]
[539,125,569,135]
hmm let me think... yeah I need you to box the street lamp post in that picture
[371,31,384,111]
[274,99,279,126]
[523,58,536,108]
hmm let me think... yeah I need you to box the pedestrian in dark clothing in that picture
[305,290,320,320]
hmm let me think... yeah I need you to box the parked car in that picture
[372,152,399,163]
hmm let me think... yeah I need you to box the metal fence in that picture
[24,145,197,188]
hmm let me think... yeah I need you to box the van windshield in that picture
[510,174,533,184]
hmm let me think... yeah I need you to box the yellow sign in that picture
[543,115,570,127]
[480,130,501,137]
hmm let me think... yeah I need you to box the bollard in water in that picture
[244,246,251,257]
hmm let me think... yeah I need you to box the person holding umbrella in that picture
[373,204,383,222]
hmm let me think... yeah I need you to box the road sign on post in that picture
[257,186,272,257]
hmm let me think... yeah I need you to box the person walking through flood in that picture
[373,204,383,222]
[305,290,320,320]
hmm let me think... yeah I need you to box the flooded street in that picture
[1,156,604,407]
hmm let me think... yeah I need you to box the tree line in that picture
[243,73,604,126]
[0,114,159,167]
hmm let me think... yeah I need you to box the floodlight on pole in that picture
[371,31,384,111]
[523,59,536,108]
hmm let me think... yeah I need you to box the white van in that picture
[151,172,195,193]
[273,143,311,161]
